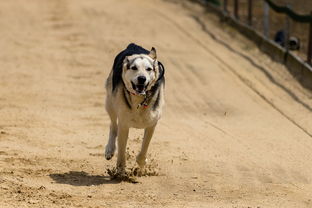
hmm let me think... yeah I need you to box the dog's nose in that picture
[137,76,146,84]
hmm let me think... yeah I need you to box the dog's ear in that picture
[149,47,157,60]
[123,56,130,69]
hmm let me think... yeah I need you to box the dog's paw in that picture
[117,166,126,176]
[136,155,147,168]
[105,144,115,160]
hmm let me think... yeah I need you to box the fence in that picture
[221,0,312,65]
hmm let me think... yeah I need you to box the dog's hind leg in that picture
[136,124,156,168]
[116,124,129,174]
[105,108,117,160]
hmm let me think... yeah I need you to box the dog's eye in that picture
[131,66,138,70]
[146,67,152,71]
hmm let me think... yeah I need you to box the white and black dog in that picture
[105,43,165,174]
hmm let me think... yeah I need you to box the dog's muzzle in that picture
[131,81,148,95]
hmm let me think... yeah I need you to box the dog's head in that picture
[122,47,160,95]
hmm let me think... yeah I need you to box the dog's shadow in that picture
[49,171,119,186]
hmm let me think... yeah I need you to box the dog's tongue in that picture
[136,85,146,95]
[136,84,144,91]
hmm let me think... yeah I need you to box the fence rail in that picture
[264,0,312,23]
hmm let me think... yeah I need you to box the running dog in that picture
[104,43,165,174]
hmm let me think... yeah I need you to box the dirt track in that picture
[0,0,312,207]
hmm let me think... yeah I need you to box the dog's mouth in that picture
[131,82,148,95]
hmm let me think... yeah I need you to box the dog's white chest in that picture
[124,108,160,128]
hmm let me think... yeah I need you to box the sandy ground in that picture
[0,0,312,207]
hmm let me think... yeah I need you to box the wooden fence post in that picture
[234,0,239,19]
[224,0,228,13]
[263,1,270,38]
[284,9,290,50]
[248,0,253,26]
[308,12,312,64]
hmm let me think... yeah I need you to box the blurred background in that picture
[206,0,312,61]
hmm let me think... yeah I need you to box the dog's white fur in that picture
[104,44,165,173]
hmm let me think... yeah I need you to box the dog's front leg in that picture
[136,124,156,168]
[105,121,117,160]
[116,124,129,174]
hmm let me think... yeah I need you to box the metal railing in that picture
[221,0,312,65]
